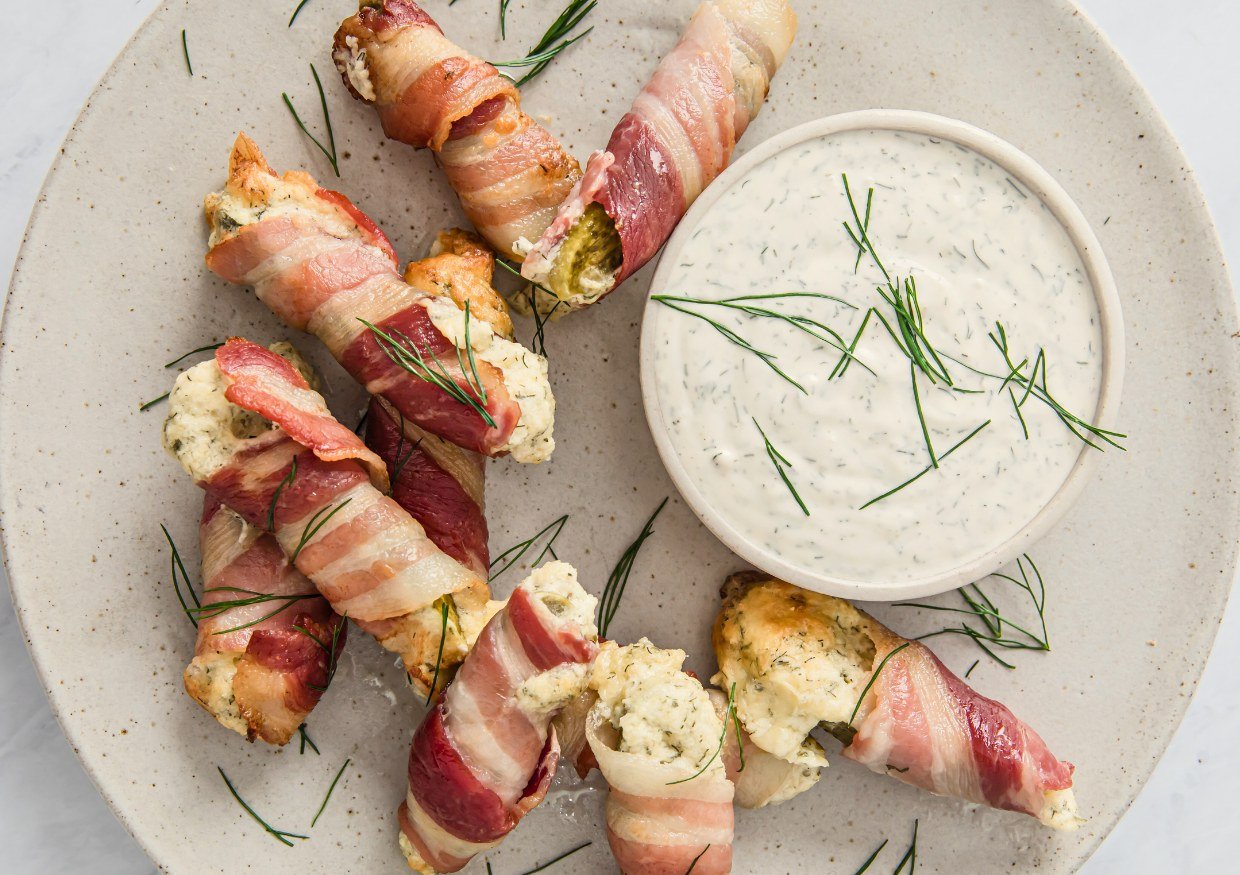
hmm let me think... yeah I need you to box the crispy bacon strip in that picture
[184,496,345,746]
[163,339,491,693]
[713,573,1083,830]
[204,135,554,462]
[365,396,489,577]
[333,0,582,260]
[398,562,598,873]
[522,0,796,311]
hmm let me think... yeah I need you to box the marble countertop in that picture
[0,1,1235,872]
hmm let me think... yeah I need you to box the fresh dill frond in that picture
[139,392,170,412]
[892,819,919,875]
[293,614,345,693]
[217,767,308,847]
[597,498,667,637]
[490,514,570,582]
[164,343,222,369]
[908,362,937,468]
[897,554,1051,670]
[426,597,452,705]
[360,319,497,427]
[283,63,340,177]
[310,758,350,827]
[181,30,193,77]
[686,845,712,874]
[290,499,352,563]
[492,0,597,88]
[753,418,810,516]
[653,291,868,392]
[860,420,990,510]
[297,723,319,756]
[288,0,313,27]
[195,587,320,636]
[667,682,736,786]
[496,258,562,357]
[268,457,298,530]
[499,0,513,38]
[848,642,910,726]
[519,841,592,874]
[988,321,1126,451]
[850,838,888,875]
[386,410,422,495]
[160,524,199,627]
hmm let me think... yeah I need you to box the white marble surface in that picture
[0,0,1234,872]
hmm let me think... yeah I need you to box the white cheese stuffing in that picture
[516,662,591,718]
[334,35,377,103]
[714,610,872,762]
[183,653,247,737]
[424,296,555,463]
[161,343,317,481]
[1040,789,1086,831]
[591,639,724,772]
[162,359,273,481]
[524,560,597,635]
[205,172,359,250]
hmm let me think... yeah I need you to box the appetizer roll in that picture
[333,0,582,260]
[365,396,489,577]
[163,338,491,694]
[186,495,346,746]
[521,0,797,312]
[399,561,598,874]
[204,135,554,462]
[587,639,735,875]
[712,572,1084,830]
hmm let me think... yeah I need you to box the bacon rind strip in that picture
[365,396,489,577]
[398,565,598,873]
[204,135,552,461]
[332,0,582,259]
[216,338,389,491]
[521,0,796,308]
[185,496,345,746]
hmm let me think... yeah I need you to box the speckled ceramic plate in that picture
[1,1,1236,873]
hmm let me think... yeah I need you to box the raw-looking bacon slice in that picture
[184,495,345,746]
[162,340,491,694]
[521,0,797,313]
[398,562,598,873]
[365,396,489,577]
[215,335,388,489]
[204,134,554,462]
[332,0,582,260]
[712,572,1084,830]
[586,640,735,875]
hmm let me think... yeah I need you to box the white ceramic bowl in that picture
[639,109,1125,601]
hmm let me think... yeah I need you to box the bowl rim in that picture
[638,108,1126,601]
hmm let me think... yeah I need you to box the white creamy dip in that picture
[649,129,1103,583]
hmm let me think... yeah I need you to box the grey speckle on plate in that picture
[0,0,1236,873]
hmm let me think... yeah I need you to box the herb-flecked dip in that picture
[649,128,1105,583]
